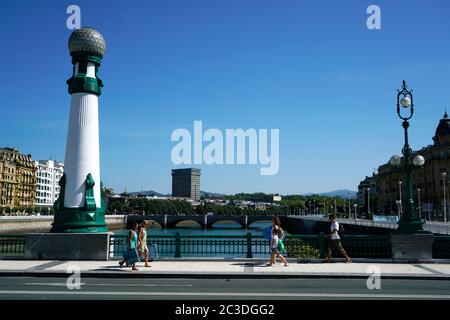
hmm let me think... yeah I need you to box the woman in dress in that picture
[119,221,139,271]
[138,220,150,267]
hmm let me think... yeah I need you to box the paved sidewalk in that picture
[1,259,450,279]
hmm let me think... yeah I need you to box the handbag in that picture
[278,239,285,253]
[123,248,140,266]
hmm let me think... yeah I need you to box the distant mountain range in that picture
[304,190,357,198]
[126,189,357,199]
[200,191,227,198]
[128,190,168,197]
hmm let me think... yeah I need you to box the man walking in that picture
[325,214,351,263]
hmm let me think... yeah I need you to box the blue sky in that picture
[1,0,450,195]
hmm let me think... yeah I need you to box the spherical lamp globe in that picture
[389,155,401,166]
[400,96,411,108]
[413,155,425,167]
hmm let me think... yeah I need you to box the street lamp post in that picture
[389,192,393,214]
[367,187,370,217]
[417,188,422,220]
[442,172,447,223]
[353,203,357,220]
[334,196,337,214]
[395,200,401,220]
[348,192,351,218]
[390,80,426,233]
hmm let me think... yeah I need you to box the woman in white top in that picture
[138,220,150,267]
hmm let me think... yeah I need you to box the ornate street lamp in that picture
[390,80,426,233]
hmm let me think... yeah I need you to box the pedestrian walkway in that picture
[1,259,450,279]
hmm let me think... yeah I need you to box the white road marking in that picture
[1,290,449,299]
[24,283,192,287]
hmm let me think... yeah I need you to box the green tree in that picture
[195,205,205,215]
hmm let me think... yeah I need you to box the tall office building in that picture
[171,168,201,201]
[35,160,64,206]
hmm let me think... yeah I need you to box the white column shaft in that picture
[63,93,101,208]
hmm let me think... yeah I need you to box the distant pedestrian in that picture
[325,214,351,263]
[119,221,139,271]
[138,220,151,267]
[267,226,288,267]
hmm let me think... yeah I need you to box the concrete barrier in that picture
[25,232,111,260]
[0,215,125,234]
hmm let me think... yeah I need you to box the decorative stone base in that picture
[390,233,434,262]
[25,233,112,261]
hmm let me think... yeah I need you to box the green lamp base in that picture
[51,206,108,233]
[394,220,430,235]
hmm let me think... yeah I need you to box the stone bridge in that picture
[125,214,277,229]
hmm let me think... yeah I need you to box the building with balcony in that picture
[35,160,64,206]
[0,147,37,208]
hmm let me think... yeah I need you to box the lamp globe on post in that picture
[390,155,401,166]
[413,155,425,167]
[400,96,412,108]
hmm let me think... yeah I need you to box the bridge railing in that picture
[0,233,447,259]
[109,233,393,259]
[0,234,26,256]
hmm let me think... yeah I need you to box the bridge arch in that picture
[171,219,204,228]
[208,219,244,228]
[126,217,164,229]
[247,219,273,228]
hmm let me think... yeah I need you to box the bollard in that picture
[246,232,253,258]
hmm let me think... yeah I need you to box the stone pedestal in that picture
[390,233,434,262]
[25,233,111,261]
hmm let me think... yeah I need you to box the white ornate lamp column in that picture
[51,27,107,233]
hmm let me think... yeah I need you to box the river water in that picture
[112,221,273,236]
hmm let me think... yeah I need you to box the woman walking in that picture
[138,220,151,267]
[266,216,286,265]
[267,226,288,267]
[119,221,139,271]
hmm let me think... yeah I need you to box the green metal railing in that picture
[109,233,393,259]
[0,234,25,255]
[0,233,446,259]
